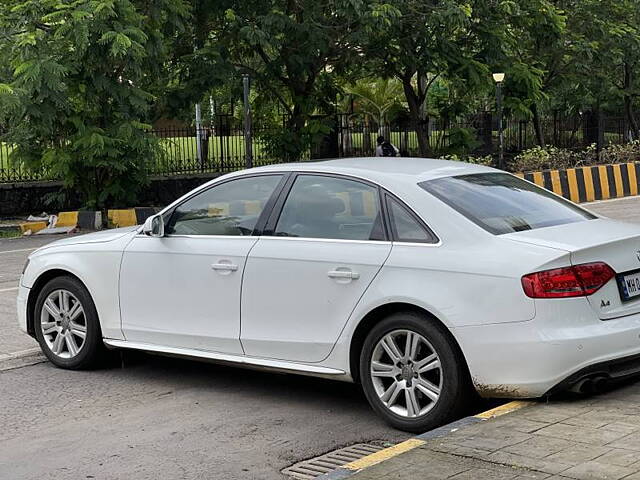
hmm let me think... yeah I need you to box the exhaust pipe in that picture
[570,378,593,394]
[569,375,609,394]
[592,376,609,393]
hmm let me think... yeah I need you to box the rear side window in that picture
[275,175,385,241]
[419,173,595,235]
[386,196,437,243]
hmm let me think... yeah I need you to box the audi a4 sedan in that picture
[17,157,640,432]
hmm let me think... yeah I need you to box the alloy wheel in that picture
[40,289,87,359]
[370,329,443,418]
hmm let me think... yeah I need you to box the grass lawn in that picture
[0,229,20,238]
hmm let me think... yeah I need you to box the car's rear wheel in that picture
[360,311,471,432]
[34,276,105,369]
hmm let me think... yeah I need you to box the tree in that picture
[361,0,496,156]
[0,0,188,210]
[215,0,367,160]
[567,0,640,141]
[345,77,405,130]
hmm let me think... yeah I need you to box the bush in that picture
[601,141,640,164]
[511,141,640,172]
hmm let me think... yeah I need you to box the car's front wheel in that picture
[34,276,105,369]
[360,312,471,432]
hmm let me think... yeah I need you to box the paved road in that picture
[1,196,640,480]
[0,235,66,356]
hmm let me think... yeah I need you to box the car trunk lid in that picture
[504,218,640,319]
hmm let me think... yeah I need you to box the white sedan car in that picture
[17,158,640,432]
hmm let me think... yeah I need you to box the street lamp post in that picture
[242,73,253,169]
[493,73,505,170]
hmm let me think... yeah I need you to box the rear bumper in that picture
[546,352,640,395]
[16,283,30,335]
[455,297,640,398]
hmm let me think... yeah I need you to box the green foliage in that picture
[345,78,406,126]
[260,118,331,162]
[442,127,482,157]
[512,142,640,172]
[0,0,188,209]
[211,0,368,160]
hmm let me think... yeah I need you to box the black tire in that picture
[359,311,472,433]
[34,276,105,369]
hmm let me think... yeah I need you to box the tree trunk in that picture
[624,62,640,141]
[532,103,546,147]
[402,78,429,156]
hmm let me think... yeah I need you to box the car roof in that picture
[245,157,497,186]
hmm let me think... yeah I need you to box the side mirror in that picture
[142,214,165,237]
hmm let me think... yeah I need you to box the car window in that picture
[419,172,595,235]
[167,175,283,236]
[275,175,385,241]
[387,197,437,243]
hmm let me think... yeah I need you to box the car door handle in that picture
[211,263,239,272]
[328,270,360,280]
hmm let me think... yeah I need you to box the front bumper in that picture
[455,297,640,398]
[17,282,30,335]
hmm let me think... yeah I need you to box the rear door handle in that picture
[211,262,239,272]
[328,270,360,280]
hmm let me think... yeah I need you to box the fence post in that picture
[195,102,203,169]
[242,74,253,169]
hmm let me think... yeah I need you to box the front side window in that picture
[167,175,283,236]
[275,175,384,241]
[419,172,595,235]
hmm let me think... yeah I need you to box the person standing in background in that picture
[375,135,400,157]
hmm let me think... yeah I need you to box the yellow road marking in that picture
[56,211,78,227]
[567,169,580,202]
[532,171,544,188]
[343,438,425,471]
[550,170,562,195]
[343,400,531,473]
[474,401,533,420]
[582,167,595,202]
[628,163,638,196]
[108,209,138,227]
[19,222,47,234]
[613,164,624,198]
[598,165,610,200]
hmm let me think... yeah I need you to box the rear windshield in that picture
[419,172,595,235]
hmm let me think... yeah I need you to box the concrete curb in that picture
[318,401,533,479]
[516,161,640,203]
[17,207,158,234]
[0,347,45,372]
[108,207,157,228]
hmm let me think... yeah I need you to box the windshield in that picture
[419,172,595,235]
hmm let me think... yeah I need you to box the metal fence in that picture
[0,111,633,184]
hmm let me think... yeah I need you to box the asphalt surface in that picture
[0,196,639,480]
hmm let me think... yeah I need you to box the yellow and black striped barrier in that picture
[516,161,640,203]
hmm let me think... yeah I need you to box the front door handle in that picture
[211,262,239,272]
[328,270,360,280]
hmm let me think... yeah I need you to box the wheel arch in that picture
[26,269,86,337]
[348,302,470,383]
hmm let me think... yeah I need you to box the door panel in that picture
[241,238,391,362]
[120,235,256,353]
[119,173,284,354]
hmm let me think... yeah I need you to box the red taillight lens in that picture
[522,262,615,298]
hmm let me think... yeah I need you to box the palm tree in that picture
[344,78,405,154]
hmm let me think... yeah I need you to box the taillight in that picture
[522,262,615,298]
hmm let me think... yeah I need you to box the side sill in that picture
[103,339,347,377]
